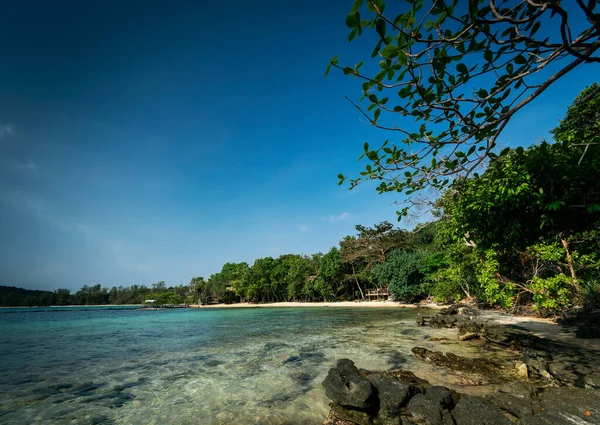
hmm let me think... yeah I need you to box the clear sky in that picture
[0,0,597,291]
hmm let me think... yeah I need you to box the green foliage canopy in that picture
[328,0,600,217]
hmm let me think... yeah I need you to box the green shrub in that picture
[581,278,600,311]
[372,250,426,302]
[530,274,574,313]
[477,249,515,309]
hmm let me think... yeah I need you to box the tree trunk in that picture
[560,237,579,288]
[351,264,365,299]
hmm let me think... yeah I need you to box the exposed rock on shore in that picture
[323,306,600,424]
[322,359,600,425]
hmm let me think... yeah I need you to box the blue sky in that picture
[0,0,597,291]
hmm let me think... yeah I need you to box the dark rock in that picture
[576,324,600,339]
[536,387,600,425]
[457,319,485,340]
[439,303,479,317]
[558,310,600,340]
[330,405,373,425]
[367,374,416,418]
[481,324,514,345]
[424,386,454,410]
[282,355,301,364]
[411,347,503,382]
[386,351,407,368]
[323,410,356,425]
[89,415,110,425]
[485,383,539,419]
[290,372,314,387]
[263,341,290,351]
[451,395,513,425]
[406,389,454,425]
[323,359,374,410]
[429,315,460,328]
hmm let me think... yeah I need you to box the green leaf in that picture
[374,108,381,122]
[324,56,338,77]
[484,49,493,62]
[478,89,488,98]
[376,19,386,39]
[348,28,358,42]
[514,55,527,64]
[381,44,399,59]
[456,63,468,74]
[397,50,408,66]
[345,12,359,28]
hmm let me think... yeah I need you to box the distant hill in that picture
[0,285,56,307]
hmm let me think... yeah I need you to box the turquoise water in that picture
[0,306,477,424]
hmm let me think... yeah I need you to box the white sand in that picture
[189,300,444,309]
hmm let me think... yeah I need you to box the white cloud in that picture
[324,212,350,222]
[0,123,14,138]
[298,225,310,232]
[15,159,37,172]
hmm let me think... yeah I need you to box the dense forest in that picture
[2,86,599,315]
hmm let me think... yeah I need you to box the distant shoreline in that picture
[0,304,140,309]
[188,301,445,309]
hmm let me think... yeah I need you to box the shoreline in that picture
[188,300,445,309]
[0,304,141,309]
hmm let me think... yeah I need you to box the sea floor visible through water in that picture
[0,306,515,425]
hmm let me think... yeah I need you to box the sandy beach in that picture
[188,300,444,309]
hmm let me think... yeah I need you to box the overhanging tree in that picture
[328,0,600,217]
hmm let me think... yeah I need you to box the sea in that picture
[0,306,490,424]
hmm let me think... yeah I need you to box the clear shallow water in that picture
[0,306,492,425]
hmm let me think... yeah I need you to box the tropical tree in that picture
[315,247,346,300]
[286,255,313,300]
[371,250,428,302]
[328,0,600,217]
[190,277,212,305]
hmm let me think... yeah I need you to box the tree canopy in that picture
[328,0,600,217]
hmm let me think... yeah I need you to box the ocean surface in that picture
[0,306,491,425]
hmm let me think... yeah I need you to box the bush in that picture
[372,250,427,302]
[530,274,574,313]
[425,266,466,303]
[581,278,600,311]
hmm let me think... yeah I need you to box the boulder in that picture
[367,374,416,418]
[536,387,600,425]
[329,405,373,425]
[439,303,479,317]
[323,359,374,410]
[485,383,539,419]
[576,324,600,339]
[406,392,454,425]
[457,319,485,340]
[451,395,513,425]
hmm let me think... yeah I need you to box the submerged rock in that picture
[411,347,507,383]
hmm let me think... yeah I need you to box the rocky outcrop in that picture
[411,346,508,384]
[322,360,600,425]
[322,359,375,410]
[416,311,600,389]
[559,310,600,339]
